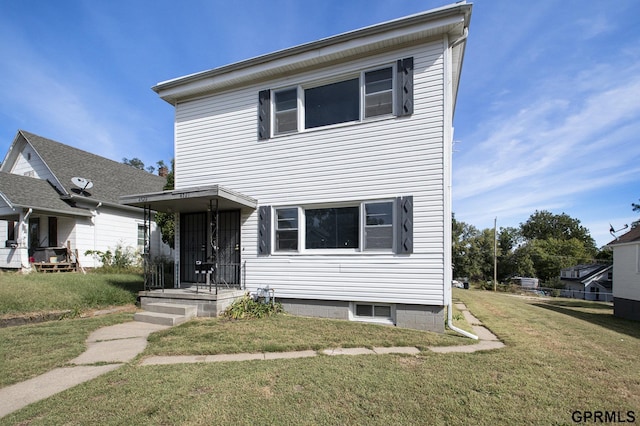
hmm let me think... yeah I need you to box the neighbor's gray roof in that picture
[20,130,167,205]
[609,225,640,245]
[0,171,92,217]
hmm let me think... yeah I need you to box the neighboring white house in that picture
[608,225,640,321]
[122,3,473,332]
[0,130,171,271]
[559,264,613,302]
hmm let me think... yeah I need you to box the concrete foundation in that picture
[279,298,445,333]
[614,297,640,321]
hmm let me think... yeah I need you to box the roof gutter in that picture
[449,26,468,48]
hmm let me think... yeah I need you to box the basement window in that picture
[352,303,395,325]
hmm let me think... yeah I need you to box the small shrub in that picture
[222,292,283,320]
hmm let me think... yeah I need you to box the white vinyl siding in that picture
[612,242,640,302]
[10,149,52,180]
[173,40,447,305]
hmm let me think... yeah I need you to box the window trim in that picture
[273,87,300,135]
[274,207,300,252]
[350,302,395,325]
[268,62,398,138]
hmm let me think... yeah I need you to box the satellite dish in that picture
[71,176,94,195]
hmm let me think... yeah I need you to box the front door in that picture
[180,212,207,283]
[180,210,241,285]
[218,210,241,285]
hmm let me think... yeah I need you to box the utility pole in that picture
[494,217,497,292]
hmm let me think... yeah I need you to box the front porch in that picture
[121,184,257,292]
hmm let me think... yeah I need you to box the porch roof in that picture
[120,185,257,213]
[0,171,93,218]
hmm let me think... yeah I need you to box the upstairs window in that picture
[305,78,360,129]
[364,67,393,118]
[258,57,413,140]
[274,88,298,134]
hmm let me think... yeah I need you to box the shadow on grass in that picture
[542,299,613,310]
[104,275,144,294]
[532,302,640,339]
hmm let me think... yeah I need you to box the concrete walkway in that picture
[0,302,503,419]
[0,321,169,419]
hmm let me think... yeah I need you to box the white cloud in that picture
[453,59,640,241]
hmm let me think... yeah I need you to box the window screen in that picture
[364,67,393,117]
[275,208,298,251]
[305,207,359,249]
[305,78,359,129]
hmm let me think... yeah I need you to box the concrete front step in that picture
[142,302,197,318]
[134,303,197,326]
[134,311,189,327]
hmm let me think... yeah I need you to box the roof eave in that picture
[0,203,93,218]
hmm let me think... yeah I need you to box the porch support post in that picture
[143,204,151,290]
[210,199,219,294]
[18,209,32,272]
[174,213,180,288]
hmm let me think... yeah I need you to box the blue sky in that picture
[0,0,638,247]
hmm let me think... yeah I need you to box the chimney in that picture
[158,166,168,177]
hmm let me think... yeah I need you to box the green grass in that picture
[0,313,133,387]
[144,314,467,356]
[0,271,141,315]
[2,289,639,425]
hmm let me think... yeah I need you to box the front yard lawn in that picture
[2,289,638,425]
[0,271,141,316]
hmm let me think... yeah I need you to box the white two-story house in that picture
[123,3,472,332]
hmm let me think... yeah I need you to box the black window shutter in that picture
[258,90,271,140]
[395,57,414,117]
[258,206,271,255]
[396,196,413,254]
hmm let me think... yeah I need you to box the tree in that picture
[632,199,640,228]
[517,211,599,284]
[520,210,597,254]
[496,226,522,281]
[154,159,175,248]
[452,215,479,280]
[123,157,156,174]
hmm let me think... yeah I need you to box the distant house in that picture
[511,277,539,289]
[122,3,473,332]
[559,264,613,302]
[608,225,640,320]
[0,130,171,271]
